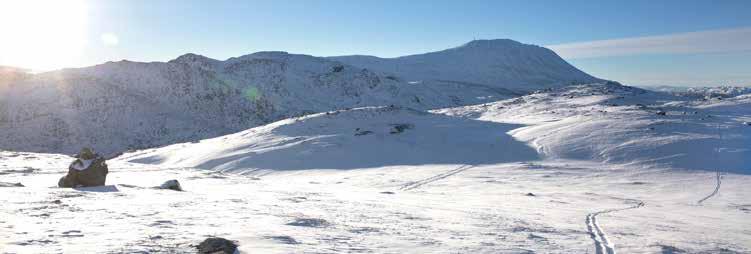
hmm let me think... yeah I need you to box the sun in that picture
[0,0,88,71]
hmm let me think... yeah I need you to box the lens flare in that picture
[244,86,261,102]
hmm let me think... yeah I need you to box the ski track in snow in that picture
[586,200,645,254]
[399,165,474,191]
[697,171,722,205]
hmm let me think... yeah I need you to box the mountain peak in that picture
[331,38,600,92]
[169,53,219,64]
[230,51,290,61]
[460,39,527,49]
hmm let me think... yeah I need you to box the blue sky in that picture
[1,0,750,86]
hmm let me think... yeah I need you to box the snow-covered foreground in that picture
[2,153,749,253]
[2,83,750,253]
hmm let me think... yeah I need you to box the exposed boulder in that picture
[58,148,109,188]
[159,179,183,191]
[354,128,374,136]
[390,123,414,134]
[197,237,238,254]
[286,218,330,228]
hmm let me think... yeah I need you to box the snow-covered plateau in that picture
[1,81,749,253]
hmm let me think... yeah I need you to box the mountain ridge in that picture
[0,39,603,155]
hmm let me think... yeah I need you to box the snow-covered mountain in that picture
[0,40,599,155]
[330,39,602,92]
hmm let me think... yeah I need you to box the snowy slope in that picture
[118,106,539,172]
[330,39,602,92]
[438,82,751,173]
[0,49,528,155]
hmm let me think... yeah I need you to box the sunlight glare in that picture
[0,0,88,71]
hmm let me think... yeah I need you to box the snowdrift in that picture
[119,106,539,172]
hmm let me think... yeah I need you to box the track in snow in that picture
[586,200,645,254]
[399,165,474,191]
[698,122,724,205]
[697,171,722,205]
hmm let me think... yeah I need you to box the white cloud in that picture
[101,33,119,46]
[548,27,751,59]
